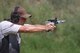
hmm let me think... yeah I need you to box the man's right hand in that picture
[45,22,56,31]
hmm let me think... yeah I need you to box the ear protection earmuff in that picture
[10,6,20,24]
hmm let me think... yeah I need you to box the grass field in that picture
[0,0,80,53]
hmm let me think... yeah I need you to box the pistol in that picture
[46,17,65,32]
[47,17,65,25]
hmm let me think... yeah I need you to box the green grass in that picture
[0,0,80,53]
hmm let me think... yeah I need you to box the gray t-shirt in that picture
[0,21,21,43]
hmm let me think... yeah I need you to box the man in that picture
[0,6,56,53]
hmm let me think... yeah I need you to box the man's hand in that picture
[45,22,56,31]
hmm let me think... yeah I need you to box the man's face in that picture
[18,13,32,25]
[18,17,26,25]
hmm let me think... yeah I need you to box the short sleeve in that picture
[1,21,22,35]
[9,24,21,33]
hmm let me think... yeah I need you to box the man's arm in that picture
[18,24,56,33]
